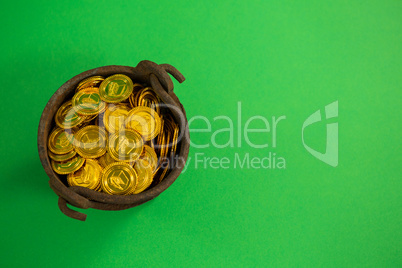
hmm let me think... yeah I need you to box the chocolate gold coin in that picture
[98,151,117,168]
[129,86,160,114]
[55,100,87,129]
[51,156,85,175]
[99,74,134,103]
[67,159,102,190]
[74,125,107,158]
[103,103,130,133]
[155,159,169,183]
[76,76,104,92]
[125,106,161,141]
[172,125,179,155]
[101,162,138,195]
[48,150,76,162]
[128,83,145,107]
[108,129,144,162]
[72,87,107,116]
[132,159,153,194]
[48,127,74,154]
[141,145,158,171]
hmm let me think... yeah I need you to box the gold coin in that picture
[72,87,107,115]
[172,125,179,155]
[98,151,117,168]
[157,159,169,183]
[63,127,79,143]
[76,76,104,92]
[125,106,161,141]
[141,145,158,171]
[156,115,165,151]
[98,155,107,168]
[129,86,161,114]
[48,127,74,154]
[67,159,102,190]
[51,156,85,175]
[152,165,160,177]
[128,83,145,107]
[108,129,144,162]
[48,150,76,162]
[132,159,153,194]
[158,132,167,159]
[74,125,107,158]
[103,103,130,133]
[101,162,138,195]
[99,74,134,103]
[163,118,174,157]
[162,115,179,157]
[159,165,169,182]
[138,87,161,114]
[165,131,171,158]
[55,100,87,129]
[149,139,155,149]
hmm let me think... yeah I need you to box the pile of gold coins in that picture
[47,74,179,195]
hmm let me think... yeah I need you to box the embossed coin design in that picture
[51,156,85,175]
[67,159,102,190]
[72,87,107,115]
[125,106,161,141]
[48,127,74,154]
[99,74,134,103]
[108,129,144,162]
[55,100,87,129]
[101,162,138,195]
[103,103,131,133]
[74,125,107,158]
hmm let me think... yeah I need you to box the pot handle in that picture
[58,197,87,221]
[135,61,185,94]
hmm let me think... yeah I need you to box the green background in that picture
[1,0,401,267]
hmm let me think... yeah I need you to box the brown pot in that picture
[37,60,190,221]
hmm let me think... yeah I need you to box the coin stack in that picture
[47,74,179,195]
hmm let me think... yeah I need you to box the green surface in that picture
[1,1,401,267]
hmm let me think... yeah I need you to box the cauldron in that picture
[37,60,190,221]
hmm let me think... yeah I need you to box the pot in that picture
[37,60,190,221]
